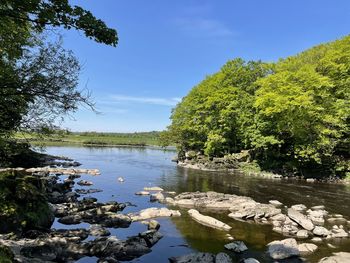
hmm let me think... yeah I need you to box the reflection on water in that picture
[45,146,350,263]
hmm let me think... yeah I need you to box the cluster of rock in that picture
[161,191,349,242]
[0,167,183,262]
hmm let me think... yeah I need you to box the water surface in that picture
[45,146,350,263]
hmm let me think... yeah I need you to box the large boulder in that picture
[129,207,181,221]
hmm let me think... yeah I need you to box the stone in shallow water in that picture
[319,252,350,263]
[215,253,232,263]
[298,243,318,255]
[269,200,283,206]
[291,204,307,212]
[224,241,248,252]
[89,224,110,237]
[169,252,215,263]
[267,238,300,260]
[135,191,150,195]
[296,230,309,238]
[188,209,231,231]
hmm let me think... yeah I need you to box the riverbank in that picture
[15,131,162,147]
[176,151,350,184]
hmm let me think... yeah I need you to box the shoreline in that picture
[177,161,350,185]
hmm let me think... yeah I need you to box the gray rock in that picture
[243,259,260,263]
[215,253,232,263]
[148,220,160,231]
[150,192,165,202]
[89,224,110,237]
[288,208,314,231]
[169,252,215,263]
[224,241,248,252]
[269,200,283,207]
[267,238,300,260]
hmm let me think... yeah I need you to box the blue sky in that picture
[59,0,350,132]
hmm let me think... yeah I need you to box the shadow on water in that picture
[44,146,350,263]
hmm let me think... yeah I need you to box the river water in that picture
[44,146,350,263]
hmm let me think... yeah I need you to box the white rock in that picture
[143,186,164,191]
[188,209,231,231]
[150,192,165,202]
[129,207,181,221]
[269,200,283,207]
[288,208,314,231]
[135,191,150,195]
[296,230,309,238]
[291,204,307,212]
[313,226,330,237]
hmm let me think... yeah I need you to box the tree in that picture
[163,36,350,177]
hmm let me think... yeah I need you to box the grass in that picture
[15,131,163,147]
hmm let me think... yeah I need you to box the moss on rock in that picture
[0,171,54,234]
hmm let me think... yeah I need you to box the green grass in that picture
[15,131,163,147]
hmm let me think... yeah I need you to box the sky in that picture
[58,0,350,132]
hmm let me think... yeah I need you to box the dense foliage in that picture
[0,0,118,165]
[163,36,350,176]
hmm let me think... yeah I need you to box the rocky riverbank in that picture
[176,151,350,184]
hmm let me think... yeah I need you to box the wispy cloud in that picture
[175,17,233,38]
[109,95,181,106]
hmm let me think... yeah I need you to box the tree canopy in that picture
[163,36,350,176]
[0,0,118,165]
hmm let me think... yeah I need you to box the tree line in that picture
[162,36,350,177]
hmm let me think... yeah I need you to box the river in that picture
[44,146,350,263]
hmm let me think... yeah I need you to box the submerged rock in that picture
[267,238,300,260]
[224,241,248,252]
[77,180,93,186]
[188,209,231,231]
[319,252,350,262]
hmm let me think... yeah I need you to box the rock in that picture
[117,177,124,182]
[215,253,232,263]
[291,204,307,212]
[98,257,120,263]
[311,205,325,210]
[319,252,350,263]
[243,259,260,263]
[298,243,318,255]
[143,186,164,191]
[313,226,330,237]
[327,217,347,224]
[188,209,232,231]
[288,208,314,231]
[306,178,315,182]
[331,228,348,238]
[58,214,82,225]
[269,200,282,207]
[129,207,181,221]
[89,224,110,237]
[77,180,93,186]
[135,191,150,195]
[169,252,215,263]
[224,241,248,252]
[296,230,309,238]
[150,192,165,202]
[148,220,160,230]
[267,238,300,260]
[75,188,102,194]
[311,237,323,243]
